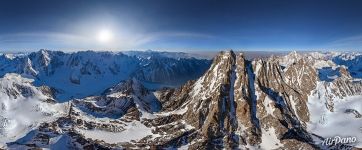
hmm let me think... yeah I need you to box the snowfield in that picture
[0,50,361,149]
[308,83,362,148]
[0,74,67,148]
[77,121,156,144]
[0,50,211,101]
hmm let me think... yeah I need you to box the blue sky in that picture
[1,0,362,52]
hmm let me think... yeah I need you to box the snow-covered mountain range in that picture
[0,50,211,101]
[0,50,361,149]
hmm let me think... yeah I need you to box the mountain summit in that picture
[1,50,361,149]
[155,50,317,149]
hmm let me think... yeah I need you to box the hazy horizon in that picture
[1,48,359,54]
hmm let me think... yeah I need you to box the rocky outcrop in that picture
[152,51,317,149]
[313,74,362,112]
[73,78,161,119]
[3,50,362,150]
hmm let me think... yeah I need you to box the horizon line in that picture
[0,48,361,54]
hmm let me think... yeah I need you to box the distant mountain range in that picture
[0,50,361,149]
[0,50,211,100]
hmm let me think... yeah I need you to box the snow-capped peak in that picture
[0,74,67,146]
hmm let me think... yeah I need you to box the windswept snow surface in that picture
[0,74,67,147]
[260,127,283,149]
[308,91,362,147]
[77,121,156,144]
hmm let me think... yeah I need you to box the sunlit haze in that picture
[1,0,362,52]
[97,29,113,43]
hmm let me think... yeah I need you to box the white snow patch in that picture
[0,74,67,146]
[260,127,283,149]
[78,121,155,144]
[263,96,275,116]
[307,93,362,148]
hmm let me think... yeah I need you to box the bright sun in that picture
[97,29,113,43]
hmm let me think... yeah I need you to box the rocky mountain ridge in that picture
[0,50,211,100]
[0,50,361,149]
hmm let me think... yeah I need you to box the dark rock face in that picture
[157,51,317,149]
[134,51,319,149]
[4,50,361,150]
[345,109,362,118]
[74,79,161,119]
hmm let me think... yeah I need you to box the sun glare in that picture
[97,29,113,43]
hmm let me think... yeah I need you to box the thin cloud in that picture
[0,31,215,51]
[0,32,88,44]
[325,35,362,51]
[131,31,215,46]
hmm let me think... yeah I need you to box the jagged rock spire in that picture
[159,50,317,149]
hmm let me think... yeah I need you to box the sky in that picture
[1,0,362,52]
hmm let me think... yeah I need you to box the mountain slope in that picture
[0,50,211,100]
[1,50,361,149]
[155,50,361,149]
[156,51,316,149]
[0,74,67,148]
